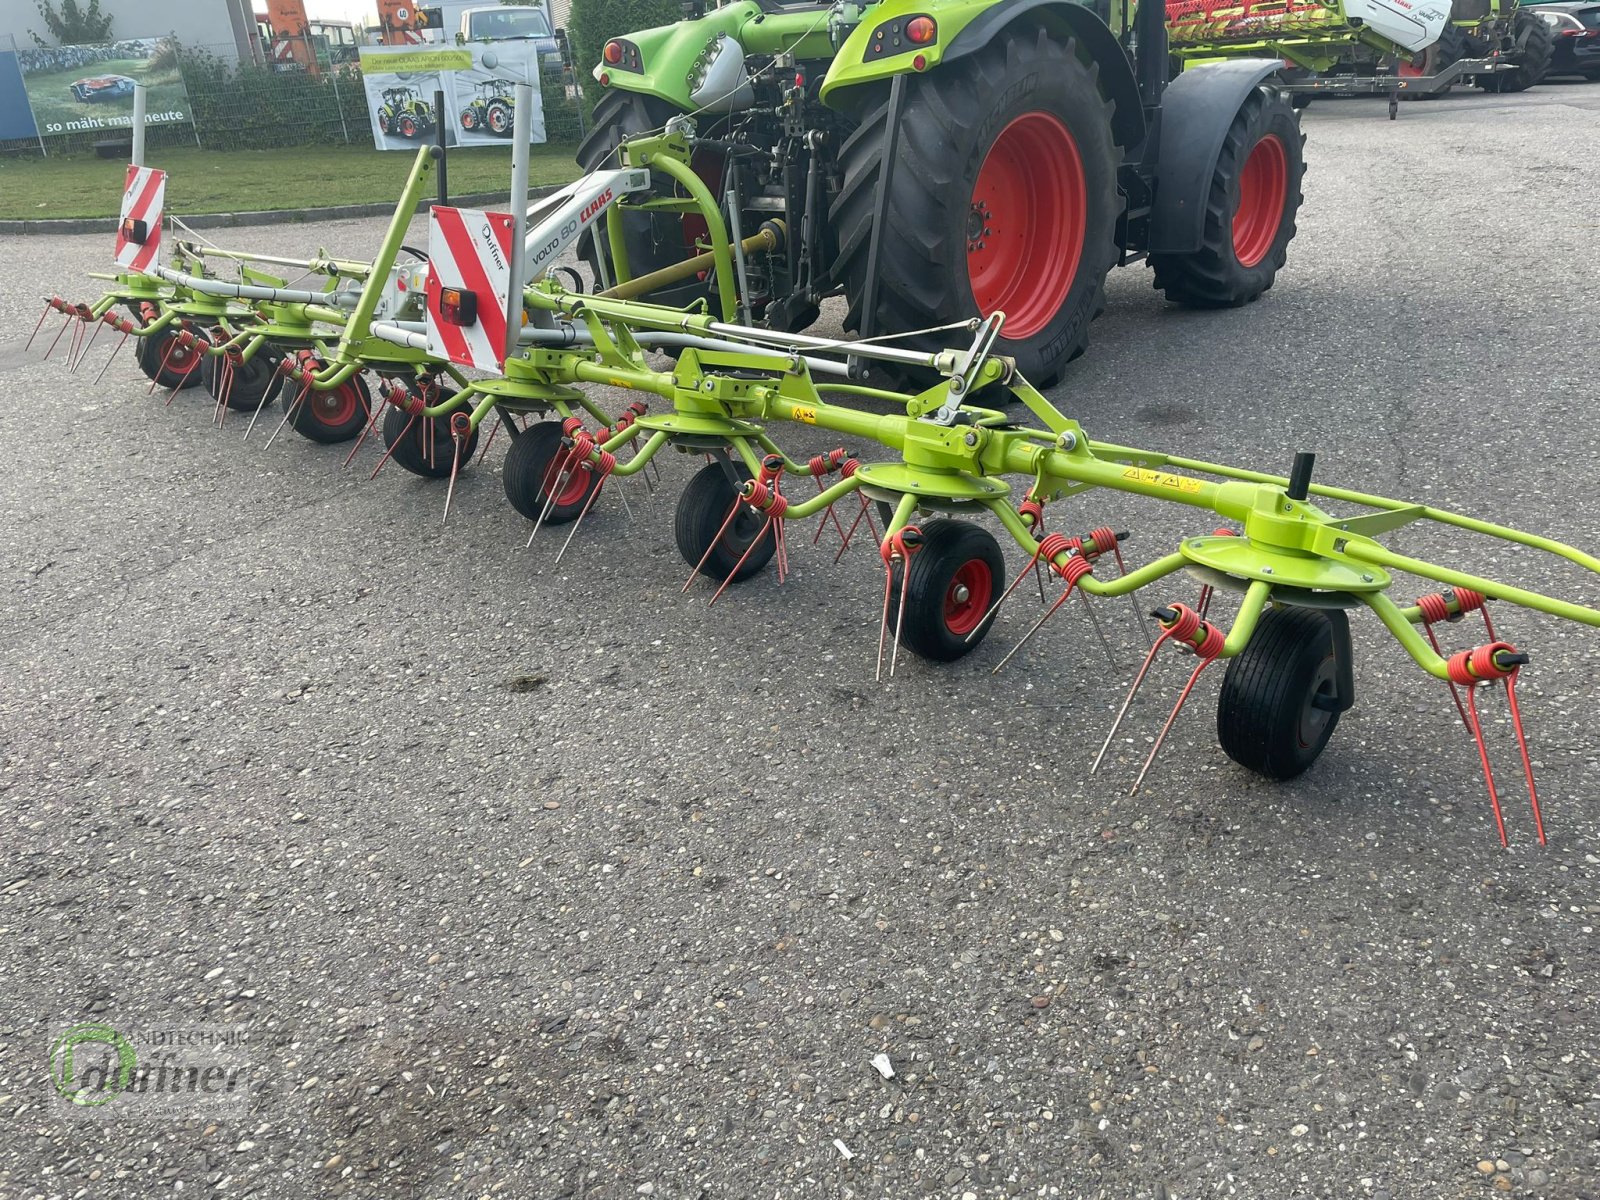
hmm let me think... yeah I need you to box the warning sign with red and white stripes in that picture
[425,205,515,371]
[114,164,166,273]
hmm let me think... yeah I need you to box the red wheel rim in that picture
[550,466,590,507]
[311,381,358,428]
[966,111,1087,340]
[1398,53,1426,78]
[943,559,993,636]
[1233,134,1289,269]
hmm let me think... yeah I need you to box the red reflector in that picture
[912,53,927,71]
[603,40,622,64]
[599,71,610,86]
[439,287,478,327]
[906,16,936,44]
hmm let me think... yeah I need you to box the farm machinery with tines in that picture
[36,121,1600,849]
[378,85,436,138]
[1168,0,1554,111]
[459,78,518,135]
[574,0,1308,390]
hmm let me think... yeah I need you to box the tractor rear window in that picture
[466,9,551,39]
[1579,7,1600,27]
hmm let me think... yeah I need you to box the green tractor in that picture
[576,0,1307,386]
[377,86,437,139]
[459,78,518,135]
[1167,0,1554,100]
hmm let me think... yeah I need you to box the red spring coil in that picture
[1195,622,1226,659]
[626,400,648,418]
[744,478,773,509]
[1087,526,1118,555]
[1037,531,1073,562]
[49,296,66,311]
[759,455,785,484]
[1160,602,1203,642]
[1057,554,1094,586]
[1447,642,1519,686]
[594,449,617,476]
[140,301,159,321]
[568,430,596,459]
[1213,527,1237,537]
[840,457,861,479]
[808,448,846,477]
[1018,498,1044,528]
[561,416,585,436]
[1418,587,1488,624]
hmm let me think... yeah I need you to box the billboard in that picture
[357,43,543,150]
[0,43,40,142]
[17,38,191,138]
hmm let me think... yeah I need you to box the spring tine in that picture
[1129,656,1216,796]
[24,303,54,352]
[833,499,872,564]
[528,448,579,546]
[875,558,896,683]
[1463,685,1509,847]
[243,373,278,440]
[92,331,129,386]
[683,495,746,590]
[1079,591,1117,667]
[1115,549,1151,649]
[480,417,502,459]
[613,472,634,520]
[554,477,610,565]
[72,319,104,372]
[708,519,772,606]
[991,582,1079,675]
[44,314,75,362]
[264,380,309,450]
[1034,560,1048,605]
[1196,583,1213,620]
[967,552,1044,644]
[343,388,388,467]
[1423,623,1474,734]
[370,412,416,480]
[1091,631,1171,775]
[442,437,465,524]
[214,356,235,428]
[887,558,915,679]
[1503,676,1545,845]
[147,335,178,396]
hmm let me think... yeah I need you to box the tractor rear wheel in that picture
[460,107,478,131]
[1149,87,1304,309]
[378,110,391,135]
[487,101,512,135]
[885,519,1005,662]
[1477,10,1553,92]
[400,114,418,138]
[831,27,1122,387]
[1216,606,1347,780]
[502,419,600,524]
[674,461,776,584]
[576,91,714,309]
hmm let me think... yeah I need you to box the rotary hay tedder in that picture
[33,120,1600,850]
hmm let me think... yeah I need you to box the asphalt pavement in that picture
[2,82,1599,1200]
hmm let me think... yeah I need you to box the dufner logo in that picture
[49,1023,137,1107]
[47,1021,256,1115]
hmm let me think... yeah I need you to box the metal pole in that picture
[433,87,449,206]
[505,80,533,363]
[131,82,147,166]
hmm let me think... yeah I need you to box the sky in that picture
[299,0,379,24]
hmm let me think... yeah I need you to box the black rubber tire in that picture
[137,327,207,390]
[203,349,282,412]
[378,111,391,135]
[1150,87,1304,310]
[885,519,1005,663]
[460,107,478,131]
[487,101,512,135]
[575,91,709,309]
[1216,606,1345,780]
[1401,26,1464,100]
[379,387,480,478]
[673,461,776,584]
[1478,10,1554,92]
[829,26,1122,388]
[286,373,372,444]
[502,420,601,524]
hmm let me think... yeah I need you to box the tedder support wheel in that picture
[204,349,282,412]
[830,27,1122,387]
[138,327,207,391]
[1478,9,1554,92]
[502,419,601,524]
[287,373,372,444]
[1150,87,1304,309]
[886,519,1005,663]
[379,389,480,478]
[674,460,777,584]
[1216,606,1353,780]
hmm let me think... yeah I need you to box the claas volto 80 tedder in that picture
[575,0,1305,387]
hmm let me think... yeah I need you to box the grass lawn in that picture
[0,142,583,220]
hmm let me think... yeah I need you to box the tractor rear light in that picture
[439,286,478,327]
[906,16,936,44]
[121,216,148,245]
[603,40,622,64]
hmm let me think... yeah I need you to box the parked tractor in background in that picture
[459,78,519,134]
[1168,0,1554,100]
[377,86,437,138]
[576,0,1306,387]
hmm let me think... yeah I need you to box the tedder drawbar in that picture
[35,76,1600,850]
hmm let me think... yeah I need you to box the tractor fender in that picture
[1147,58,1283,255]
[943,1,1144,150]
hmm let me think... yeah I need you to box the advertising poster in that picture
[357,43,543,150]
[0,42,41,142]
[17,38,191,138]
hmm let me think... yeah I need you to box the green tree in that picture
[568,0,680,104]
[30,0,114,47]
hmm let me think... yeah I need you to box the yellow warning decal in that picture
[1121,466,1203,494]
[793,406,817,424]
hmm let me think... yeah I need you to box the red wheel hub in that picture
[1232,133,1289,269]
[966,111,1087,340]
[311,381,358,428]
[943,559,993,636]
[550,465,590,507]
